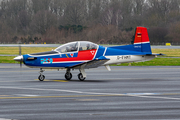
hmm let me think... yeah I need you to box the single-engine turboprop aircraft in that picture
[14,27,162,81]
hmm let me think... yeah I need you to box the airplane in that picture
[14,27,162,81]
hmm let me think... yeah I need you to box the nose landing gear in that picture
[38,68,45,81]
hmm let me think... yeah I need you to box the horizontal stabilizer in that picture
[151,53,165,56]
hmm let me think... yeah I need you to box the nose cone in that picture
[14,55,23,62]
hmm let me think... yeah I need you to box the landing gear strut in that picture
[78,68,86,81]
[65,68,72,80]
[38,68,45,81]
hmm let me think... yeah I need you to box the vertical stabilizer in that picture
[133,27,152,53]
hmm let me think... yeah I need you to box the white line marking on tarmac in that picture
[132,95,180,100]
[14,94,39,97]
[0,86,180,100]
[125,93,160,95]
[0,118,17,120]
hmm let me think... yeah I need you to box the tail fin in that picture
[133,27,152,53]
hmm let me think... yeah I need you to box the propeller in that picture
[14,44,23,67]
[19,44,22,67]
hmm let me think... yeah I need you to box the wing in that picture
[66,56,110,69]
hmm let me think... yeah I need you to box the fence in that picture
[151,43,180,46]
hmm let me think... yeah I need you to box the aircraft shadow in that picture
[38,79,109,83]
[69,79,108,82]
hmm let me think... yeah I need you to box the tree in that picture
[0,0,180,44]
[145,0,180,27]
[17,10,30,35]
[63,0,87,25]
[0,21,14,43]
[30,10,57,35]
[166,22,180,43]
[100,0,122,29]
[31,0,51,14]
[148,27,168,44]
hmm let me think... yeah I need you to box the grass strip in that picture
[0,56,179,66]
[0,46,180,65]
[0,56,18,63]
[0,47,180,57]
[152,49,180,57]
[0,47,56,55]
[113,58,180,66]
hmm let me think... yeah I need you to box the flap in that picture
[67,56,110,69]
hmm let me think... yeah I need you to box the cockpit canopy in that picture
[55,41,98,53]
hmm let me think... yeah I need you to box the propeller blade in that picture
[19,44,22,67]
[14,44,23,68]
[20,61,22,68]
[19,44,21,55]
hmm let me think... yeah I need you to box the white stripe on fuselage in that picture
[52,60,89,64]
[93,46,99,60]
[104,55,155,65]
[103,47,107,56]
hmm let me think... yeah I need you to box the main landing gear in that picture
[38,68,45,81]
[78,68,86,81]
[64,68,86,81]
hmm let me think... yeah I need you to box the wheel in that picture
[78,73,86,81]
[38,75,45,81]
[65,72,72,80]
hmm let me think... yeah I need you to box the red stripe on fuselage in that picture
[53,49,97,62]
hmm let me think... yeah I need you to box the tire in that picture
[65,72,72,80]
[78,73,86,81]
[38,75,45,81]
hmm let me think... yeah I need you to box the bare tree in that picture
[62,0,87,25]
[31,0,51,14]
[0,0,180,44]
[30,10,57,35]
[166,22,180,43]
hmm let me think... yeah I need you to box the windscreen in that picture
[55,42,78,53]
